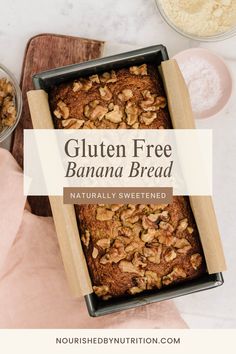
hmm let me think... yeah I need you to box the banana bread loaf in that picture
[50,63,205,300]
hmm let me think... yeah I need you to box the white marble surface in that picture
[0,0,236,328]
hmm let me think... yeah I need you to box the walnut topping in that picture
[100,70,117,83]
[119,260,145,276]
[132,252,147,268]
[191,253,202,270]
[96,207,114,221]
[141,228,156,243]
[187,227,194,234]
[118,89,133,102]
[125,102,139,126]
[92,247,99,259]
[84,100,108,121]
[100,240,126,265]
[129,64,147,76]
[142,215,158,230]
[110,204,123,212]
[120,205,136,222]
[140,112,157,126]
[73,79,92,92]
[93,285,110,297]
[89,74,100,83]
[140,90,166,112]
[99,85,113,101]
[174,238,192,254]
[157,234,176,247]
[159,221,174,233]
[61,118,85,129]
[177,218,188,232]
[54,100,70,119]
[145,271,162,289]
[164,248,177,262]
[162,266,186,286]
[118,121,127,129]
[147,213,159,222]
[81,230,90,248]
[129,286,144,295]
[125,241,139,253]
[92,105,108,121]
[96,238,111,249]
[72,81,83,92]
[144,244,162,264]
[105,105,123,123]
[81,79,93,91]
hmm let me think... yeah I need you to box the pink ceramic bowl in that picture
[173,48,232,119]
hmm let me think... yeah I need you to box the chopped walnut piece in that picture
[81,230,90,248]
[142,215,158,230]
[141,228,156,243]
[110,204,123,211]
[89,74,100,83]
[159,221,174,233]
[93,285,110,297]
[84,100,108,121]
[99,85,112,101]
[125,241,139,253]
[162,266,186,286]
[190,253,202,270]
[147,213,159,222]
[119,260,145,276]
[92,247,99,259]
[91,105,108,121]
[96,238,111,249]
[157,234,176,247]
[177,218,188,232]
[118,121,127,129]
[129,286,144,295]
[174,238,192,254]
[82,120,96,129]
[54,100,70,119]
[132,122,139,129]
[81,79,93,91]
[187,226,194,234]
[164,248,177,262]
[96,207,114,221]
[120,205,136,222]
[72,81,83,92]
[100,70,117,83]
[140,90,166,112]
[118,89,133,102]
[0,94,16,127]
[132,252,147,268]
[105,105,123,123]
[129,64,147,76]
[140,112,157,126]
[146,245,162,264]
[145,271,162,289]
[125,101,139,126]
[61,118,85,129]
[100,240,126,264]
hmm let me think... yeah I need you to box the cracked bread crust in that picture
[49,63,206,300]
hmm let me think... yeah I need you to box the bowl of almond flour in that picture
[156,0,236,41]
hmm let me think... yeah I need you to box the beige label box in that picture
[63,187,173,204]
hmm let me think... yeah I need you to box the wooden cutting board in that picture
[11,33,104,216]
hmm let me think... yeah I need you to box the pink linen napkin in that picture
[0,148,187,329]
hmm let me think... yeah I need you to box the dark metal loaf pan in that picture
[32,45,223,317]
